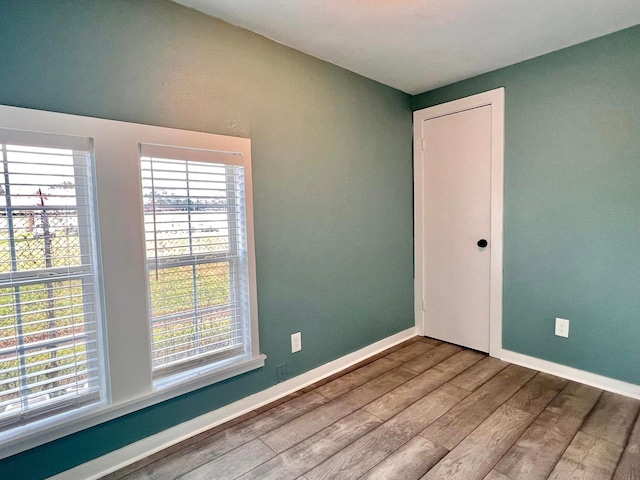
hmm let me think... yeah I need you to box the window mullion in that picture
[148,253,229,270]
[0,266,91,287]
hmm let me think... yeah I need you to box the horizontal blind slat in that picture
[152,325,244,349]
[140,145,244,165]
[0,130,91,151]
[149,305,245,325]
[0,367,100,400]
[153,344,246,375]
[0,347,99,377]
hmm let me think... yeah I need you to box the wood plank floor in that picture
[105,337,640,480]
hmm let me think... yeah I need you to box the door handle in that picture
[477,239,488,248]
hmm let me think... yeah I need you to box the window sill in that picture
[153,354,267,399]
[0,354,266,460]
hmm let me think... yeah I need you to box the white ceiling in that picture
[174,0,640,95]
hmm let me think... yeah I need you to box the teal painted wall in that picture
[414,25,640,386]
[0,1,413,477]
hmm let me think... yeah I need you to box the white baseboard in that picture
[49,327,417,480]
[499,349,640,400]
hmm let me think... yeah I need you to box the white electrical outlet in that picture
[291,332,302,353]
[555,318,570,338]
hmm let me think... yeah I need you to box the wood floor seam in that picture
[540,406,594,479]
[487,405,549,480]
[353,434,427,480]
[612,405,640,480]
[575,431,626,450]
[416,432,449,451]
[619,405,640,452]
[362,408,386,423]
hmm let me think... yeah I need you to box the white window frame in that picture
[0,132,105,430]
[139,144,257,386]
[0,105,264,460]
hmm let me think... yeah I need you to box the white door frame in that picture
[413,88,505,358]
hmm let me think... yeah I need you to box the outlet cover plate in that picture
[555,318,569,338]
[291,332,302,353]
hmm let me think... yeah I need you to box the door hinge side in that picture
[421,298,425,311]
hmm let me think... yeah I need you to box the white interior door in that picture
[421,105,492,352]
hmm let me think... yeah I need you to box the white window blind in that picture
[0,131,102,429]
[140,144,251,379]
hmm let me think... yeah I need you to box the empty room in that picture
[0,1,639,479]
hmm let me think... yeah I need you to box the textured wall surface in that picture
[415,25,640,387]
[0,1,414,477]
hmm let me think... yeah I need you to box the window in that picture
[0,105,263,459]
[0,130,102,429]
[140,144,253,380]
